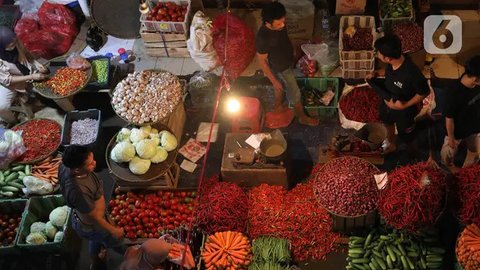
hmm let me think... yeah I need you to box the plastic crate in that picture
[379,0,415,29]
[87,56,111,90]
[0,199,27,255]
[0,5,20,30]
[16,195,73,252]
[341,68,374,80]
[296,77,340,118]
[140,0,191,33]
[60,109,102,148]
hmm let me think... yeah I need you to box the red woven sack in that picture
[212,13,255,80]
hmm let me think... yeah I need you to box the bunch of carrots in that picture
[167,243,195,269]
[31,156,61,185]
[456,224,480,270]
[202,231,252,270]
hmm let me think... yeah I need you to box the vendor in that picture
[119,239,195,270]
[366,35,429,155]
[0,26,48,125]
[59,145,125,270]
[442,55,480,167]
[255,2,318,127]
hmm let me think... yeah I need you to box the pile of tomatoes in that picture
[0,213,22,247]
[109,190,196,240]
[146,2,188,22]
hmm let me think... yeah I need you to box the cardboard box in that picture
[280,0,315,40]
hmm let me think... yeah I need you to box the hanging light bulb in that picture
[226,98,241,113]
[139,0,149,14]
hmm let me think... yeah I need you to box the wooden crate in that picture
[141,27,190,58]
[160,101,186,140]
[331,210,379,233]
[114,162,180,191]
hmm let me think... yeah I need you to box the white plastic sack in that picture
[279,0,315,40]
[440,137,458,166]
[338,83,368,130]
[187,11,219,72]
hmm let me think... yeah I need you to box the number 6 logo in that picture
[424,15,462,54]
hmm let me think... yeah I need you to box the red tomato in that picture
[127,232,136,239]
[158,8,167,15]
[154,232,160,238]
[133,217,140,224]
[153,218,160,224]
[177,16,184,22]
[142,217,149,224]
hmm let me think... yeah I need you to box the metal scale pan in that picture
[90,0,141,39]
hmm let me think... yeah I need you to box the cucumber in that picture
[364,249,372,258]
[350,253,363,258]
[18,175,25,181]
[427,247,446,254]
[390,245,402,256]
[407,251,418,257]
[374,256,387,270]
[11,165,25,172]
[0,172,4,182]
[351,236,366,241]
[406,256,415,269]
[397,244,407,256]
[349,248,365,254]
[7,182,24,189]
[350,243,364,249]
[380,235,390,241]
[352,258,370,264]
[386,246,397,262]
[5,172,19,182]
[426,262,442,268]
[372,250,383,258]
[0,181,5,187]
[0,191,14,197]
[351,264,367,270]
[369,262,378,270]
[3,169,11,176]
[386,255,393,268]
[426,255,443,262]
[400,256,408,270]
[18,171,25,177]
[25,165,31,175]
[365,233,373,248]
[2,186,19,192]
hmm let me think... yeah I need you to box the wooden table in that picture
[221,133,289,188]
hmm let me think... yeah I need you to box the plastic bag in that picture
[21,30,71,59]
[66,53,91,70]
[212,13,255,80]
[160,234,195,269]
[187,11,219,71]
[17,0,43,14]
[22,175,54,195]
[14,16,40,40]
[38,2,76,27]
[301,42,339,76]
[296,55,317,77]
[0,129,26,169]
[440,137,458,166]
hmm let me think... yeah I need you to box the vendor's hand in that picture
[111,227,124,240]
[31,73,48,81]
[272,79,283,93]
[447,136,458,149]
[35,62,48,74]
[384,99,406,110]
[365,71,376,81]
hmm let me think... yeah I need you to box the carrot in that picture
[225,231,232,249]
[229,233,242,248]
[32,165,52,169]
[209,235,224,248]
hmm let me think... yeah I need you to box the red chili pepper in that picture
[11,119,61,162]
[42,67,87,96]
[456,164,480,225]
[339,86,382,123]
[378,162,448,232]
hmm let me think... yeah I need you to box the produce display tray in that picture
[61,109,102,149]
[139,0,192,33]
[33,59,92,100]
[86,56,111,90]
[105,123,179,183]
[113,162,180,191]
[12,118,62,165]
[379,0,415,29]
[296,77,340,118]
[0,199,27,255]
[16,195,73,252]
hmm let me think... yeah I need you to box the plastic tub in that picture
[60,109,102,149]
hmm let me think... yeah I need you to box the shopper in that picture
[366,35,429,154]
[59,145,125,270]
[255,2,319,126]
[0,26,47,125]
[441,55,480,167]
[119,239,195,270]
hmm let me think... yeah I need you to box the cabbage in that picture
[160,131,178,152]
[135,139,158,159]
[49,206,69,227]
[130,128,148,143]
[151,147,168,163]
[54,231,64,242]
[151,137,160,146]
[129,157,151,175]
[26,232,47,245]
[111,141,136,163]
[44,221,58,240]
[139,125,152,134]
[150,128,159,135]
[30,222,46,234]
[116,128,131,142]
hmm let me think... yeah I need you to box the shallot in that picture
[70,118,98,145]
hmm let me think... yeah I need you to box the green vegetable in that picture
[25,164,31,175]
[11,165,25,171]
[1,186,18,192]
[91,59,109,84]
[5,172,19,182]
[7,182,24,189]
[0,191,13,197]
[0,171,4,182]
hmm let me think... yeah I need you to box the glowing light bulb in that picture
[227,98,241,113]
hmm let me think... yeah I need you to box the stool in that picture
[10,95,34,121]
[231,97,264,133]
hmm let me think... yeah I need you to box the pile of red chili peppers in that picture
[248,182,339,261]
[42,67,88,96]
[339,86,382,123]
[378,162,448,232]
[12,119,61,162]
[455,164,480,225]
[313,156,380,217]
[195,176,249,234]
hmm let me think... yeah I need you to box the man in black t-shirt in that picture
[255,2,318,126]
[441,56,480,166]
[366,35,429,154]
[59,145,125,270]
